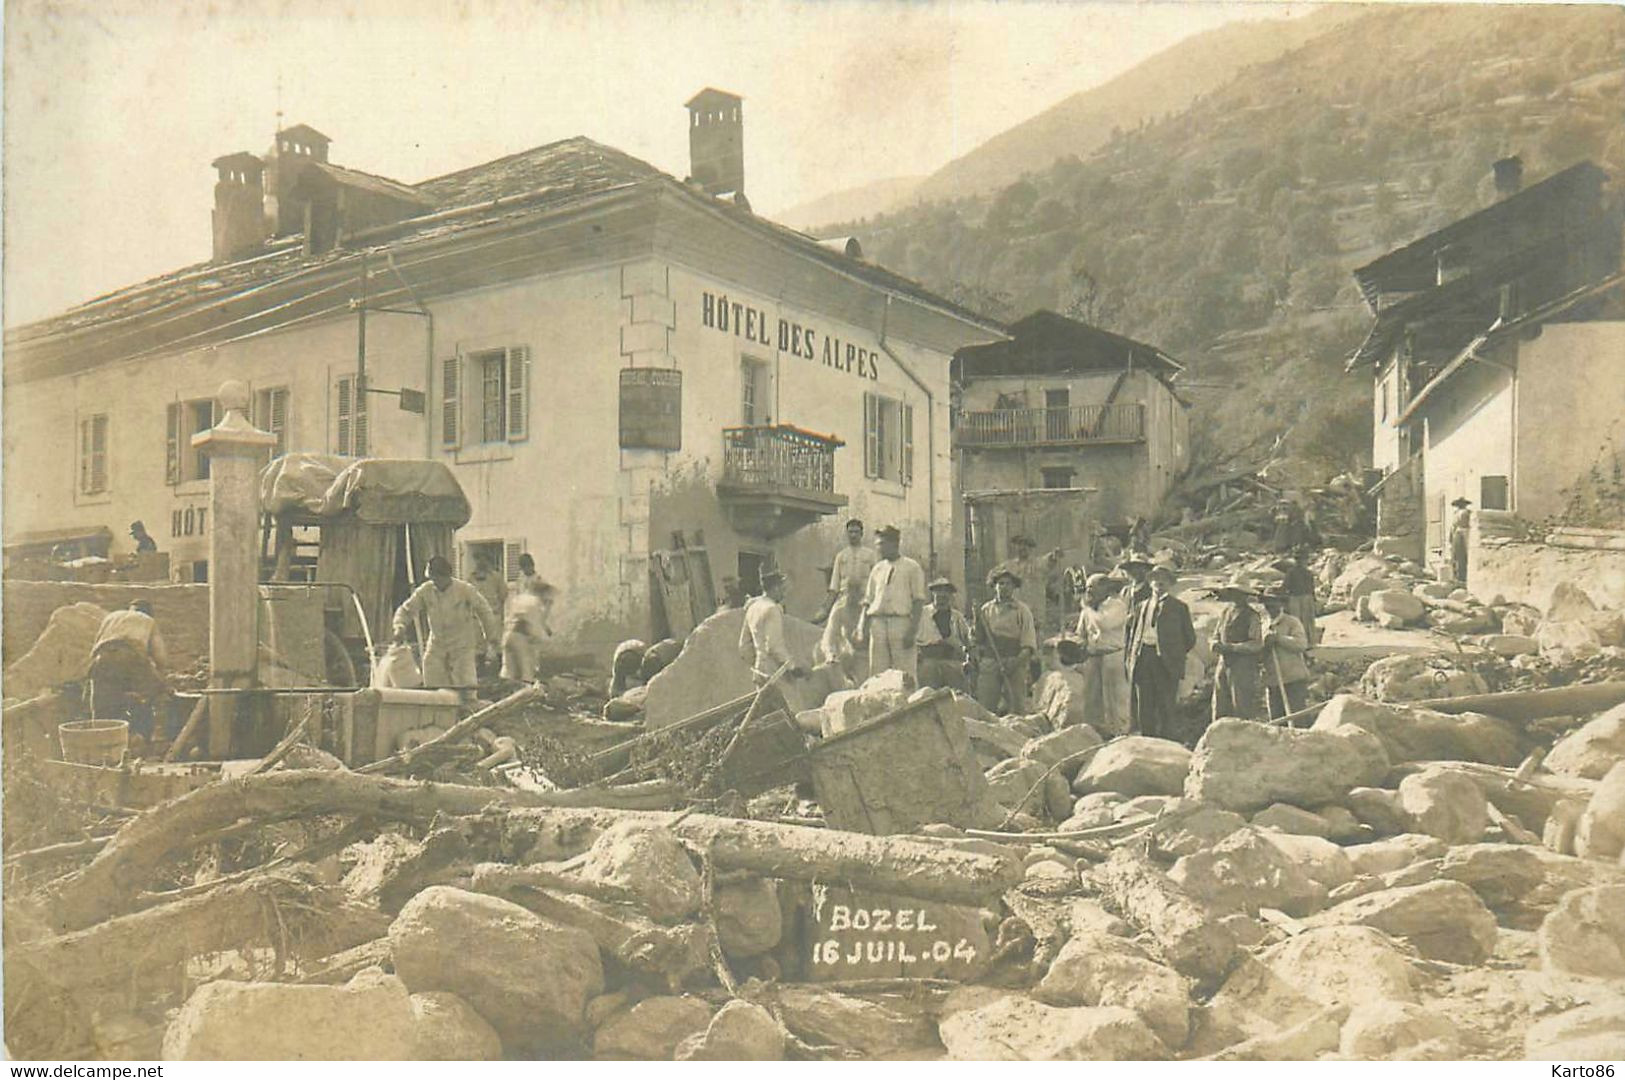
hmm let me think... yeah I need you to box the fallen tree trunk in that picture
[1096,847,1238,983]
[501,807,1022,906]
[358,684,543,775]
[1416,681,1625,723]
[8,871,386,996]
[298,938,393,985]
[46,769,677,933]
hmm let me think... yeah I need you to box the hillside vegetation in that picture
[846,5,1625,485]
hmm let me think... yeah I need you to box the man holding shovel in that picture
[975,567,1037,715]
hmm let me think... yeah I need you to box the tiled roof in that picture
[9,136,1001,350]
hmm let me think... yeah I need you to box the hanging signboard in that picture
[619,368,682,450]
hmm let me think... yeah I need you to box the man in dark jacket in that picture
[1127,565,1196,740]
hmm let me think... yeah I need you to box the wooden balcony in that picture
[956,403,1146,448]
[718,424,848,539]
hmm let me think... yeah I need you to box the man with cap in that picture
[1449,497,1473,585]
[87,599,170,740]
[128,520,158,555]
[1117,554,1155,654]
[975,568,1037,714]
[1209,580,1265,724]
[917,577,973,691]
[998,535,1050,631]
[819,518,879,667]
[1273,554,1320,647]
[1260,587,1312,720]
[854,525,928,682]
[393,555,501,692]
[1127,564,1196,739]
[739,569,806,687]
[1075,572,1131,736]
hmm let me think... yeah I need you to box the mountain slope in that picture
[913,5,1362,204]
[853,4,1625,487]
[774,174,926,232]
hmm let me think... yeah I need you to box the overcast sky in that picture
[4,0,1309,326]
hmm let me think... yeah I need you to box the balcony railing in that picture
[956,403,1146,448]
[721,424,842,493]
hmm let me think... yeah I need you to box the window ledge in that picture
[453,444,517,466]
[173,480,210,498]
[75,492,113,507]
[867,479,908,500]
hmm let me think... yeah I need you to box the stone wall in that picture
[1375,456,1424,562]
[1471,536,1625,612]
[3,581,210,669]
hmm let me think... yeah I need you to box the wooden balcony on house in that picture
[717,424,848,538]
[956,403,1146,448]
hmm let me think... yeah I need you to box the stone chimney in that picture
[1493,155,1524,198]
[685,88,744,198]
[211,152,267,262]
[265,123,333,238]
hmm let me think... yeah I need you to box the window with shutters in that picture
[78,414,109,496]
[254,386,289,457]
[335,375,368,457]
[451,346,531,447]
[862,392,910,483]
[165,398,216,484]
[740,358,770,425]
[504,539,526,582]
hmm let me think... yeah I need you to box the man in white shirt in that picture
[87,600,170,738]
[819,518,878,667]
[393,555,501,692]
[738,569,805,686]
[854,525,928,684]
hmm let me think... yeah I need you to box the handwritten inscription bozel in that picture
[806,887,989,980]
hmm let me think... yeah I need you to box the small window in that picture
[454,346,530,447]
[863,392,914,484]
[79,414,109,495]
[166,399,216,484]
[1041,466,1075,490]
[255,386,289,457]
[335,375,368,457]
[1480,475,1509,511]
[741,358,770,425]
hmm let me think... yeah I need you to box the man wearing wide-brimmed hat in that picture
[917,577,973,692]
[976,567,1037,714]
[1127,564,1195,739]
[1209,579,1265,724]
[1449,497,1473,585]
[1260,587,1311,719]
[1116,553,1155,653]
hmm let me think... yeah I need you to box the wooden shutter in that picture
[79,419,93,493]
[354,380,369,457]
[165,403,181,485]
[506,346,530,442]
[271,388,288,456]
[901,402,915,486]
[336,377,353,456]
[504,539,525,582]
[442,356,461,448]
[863,393,879,478]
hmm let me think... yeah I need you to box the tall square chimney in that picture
[685,88,744,199]
[211,152,268,262]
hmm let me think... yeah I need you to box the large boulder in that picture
[1,602,107,703]
[1035,930,1192,1050]
[1305,880,1499,964]
[642,607,823,728]
[574,822,701,923]
[1524,999,1625,1060]
[1196,926,1420,1054]
[986,757,1072,821]
[817,674,910,737]
[1250,803,1334,838]
[771,988,939,1057]
[1313,695,1525,767]
[1072,737,1191,798]
[1339,1000,1461,1060]
[938,995,1166,1061]
[1547,704,1625,780]
[715,877,782,958]
[163,973,420,1060]
[1184,720,1389,813]
[1367,589,1426,627]
[1359,655,1488,703]
[1168,827,1328,917]
[1396,766,1488,845]
[1538,884,1625,978]
[1254,830,1356,891]
[675,1000,785,1061]
[1576,761,1625,861]
[410,992,503,1061]
[1439,844,1623,927]
[1344,787,1411,836]
[1474,633,1539,657]
[1537,620,1604,665]
[1332,558,1394,604]
[389,886,603,1056]
[963,717,1029,764]
[1345,831,1449,876]
[1205,1006,1348,1061]
[593,995,715,1060]
[1020,724,1103,776]
[1151,805,1249,860]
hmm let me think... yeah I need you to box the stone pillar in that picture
[192,380,276,754]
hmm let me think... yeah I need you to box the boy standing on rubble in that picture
[393,555,501,693]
